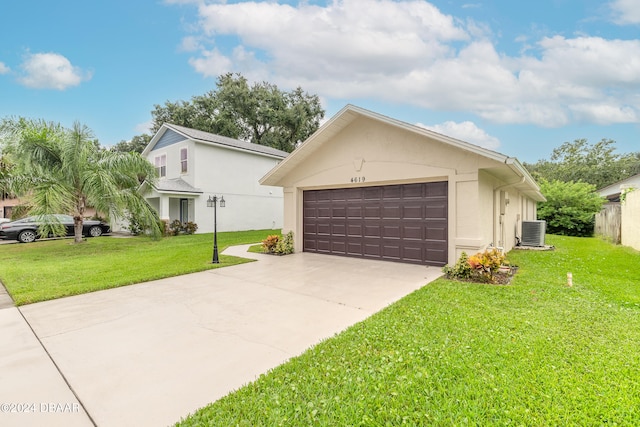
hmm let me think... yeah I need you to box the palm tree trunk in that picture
[73,216,84,243]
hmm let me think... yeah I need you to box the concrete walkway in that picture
[1,245,442,427]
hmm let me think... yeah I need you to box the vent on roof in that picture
[521,220,546,247]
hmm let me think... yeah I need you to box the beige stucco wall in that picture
[278,116,537,264]
[621,188,640,251]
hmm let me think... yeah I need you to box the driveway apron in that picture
[9,245,442,427]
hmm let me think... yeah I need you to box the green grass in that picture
[176,235,640,426]
[0,230,272,305]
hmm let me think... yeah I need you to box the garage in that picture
[303,182,448,266]
[260,105,545,267]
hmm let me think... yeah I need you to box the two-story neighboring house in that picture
[140,123,288,233]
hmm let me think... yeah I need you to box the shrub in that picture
[125,209,160,236]
[183,222,198,235]
[274,231,294,255]
[168,220,183,236]
[537,179,606,237]
[442,252,473,280]
[262,235,280,253]
[261,232,294,255]
[167,220,199,236]
[443,249,507,283]
[467,248,505,282]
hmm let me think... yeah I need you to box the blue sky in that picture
[1,0,639,163]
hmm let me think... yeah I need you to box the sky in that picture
[1,0,639,164]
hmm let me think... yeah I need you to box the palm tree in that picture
[0,118,159,243]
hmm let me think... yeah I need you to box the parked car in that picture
[0,214,111,243]
[0,218,10,224]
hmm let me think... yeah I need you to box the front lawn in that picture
[0,230,271,305]
[177,235,640,426]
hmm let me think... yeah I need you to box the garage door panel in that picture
[332,223,346,236]
[363,187,382,200]
[304,182,448,266]
[382,245,401,260]
[364,225,381,237]
[402,246,423,263]
[332,207,346,218]
[403,225,423,240]
[402,204,423,219]
[315,239,331,252]
[347,206,362,218]
[383,225,401,238]
[347,223,363,237]
[364,245,381,258]
[426,225,447,240]
[426,210,447,221]
[383,186,401,199]
[426,182,448,197]
[403,183,424,198]
[364,206,381,218]
[317,207,331,218]
[331,240,346,254]
[347,242,363,255]
[317,223,331,235]
[382,205,401,218]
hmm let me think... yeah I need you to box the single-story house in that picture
[260,105,545,267]
[595,173,640,245]
[597,173,640,202]
[140,123,288,233]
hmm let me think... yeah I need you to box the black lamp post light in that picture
[206,195,225,264]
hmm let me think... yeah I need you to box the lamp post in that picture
[206,195,225,263]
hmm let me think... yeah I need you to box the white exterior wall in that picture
[147,138,284,233]
[190,144,284,232]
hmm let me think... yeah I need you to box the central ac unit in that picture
[521,220,546,246]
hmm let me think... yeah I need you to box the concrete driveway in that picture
[1,245,442,427]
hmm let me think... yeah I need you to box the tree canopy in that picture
[149,73,325,153]
[111,134,152,154]
[0,118,160,243]
[525,138,640,190]
[536,179,606,237]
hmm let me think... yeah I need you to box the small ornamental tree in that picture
[537,179,606,237]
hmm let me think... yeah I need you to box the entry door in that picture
[180,199,189,223]
[303,182,448,266]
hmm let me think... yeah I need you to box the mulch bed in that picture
[446,267,519,285]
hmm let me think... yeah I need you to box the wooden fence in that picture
[595,203,621,244]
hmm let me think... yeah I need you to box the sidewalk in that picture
[0,305,93,427]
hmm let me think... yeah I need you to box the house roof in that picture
[142,123,289,160]
[143,178,203,195]
[260,104,545,202]
[597,173,640,200]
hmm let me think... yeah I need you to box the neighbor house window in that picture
[180,148,188,174]
[155,154,166,177]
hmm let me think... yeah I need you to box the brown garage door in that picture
[303,182,448,266]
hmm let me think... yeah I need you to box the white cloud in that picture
[609,0,640,25]
[18,52,92,90]
[188,48,233,77]
[417,120,500,150]
[0,62,9,74]
[135,120,154,135]
[175,0,640,127]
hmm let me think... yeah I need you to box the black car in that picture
[0,214,111,243]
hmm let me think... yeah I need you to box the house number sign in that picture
[350,176,366,183]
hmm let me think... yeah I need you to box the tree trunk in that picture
[73,216,84,243]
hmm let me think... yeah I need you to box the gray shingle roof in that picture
[154,178,202,194]
[164,123,289,159]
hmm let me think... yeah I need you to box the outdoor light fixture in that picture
[207,195,226,263]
